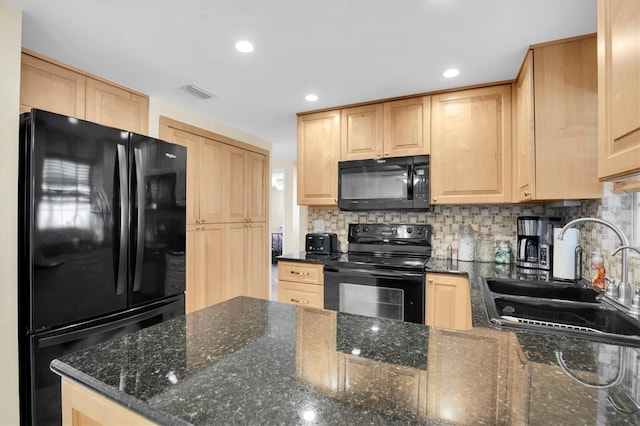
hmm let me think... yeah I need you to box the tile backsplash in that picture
[308,194,639,290]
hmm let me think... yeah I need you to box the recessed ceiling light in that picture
[443,68,460,78]
[305,94,319,102]
[235,40,254,53]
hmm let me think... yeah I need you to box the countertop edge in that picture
[50,359,191,426]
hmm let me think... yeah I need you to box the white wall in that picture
[148,97,271,153]
[0,2,22,423]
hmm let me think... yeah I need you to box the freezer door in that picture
[129,134,186,306]
[21,295,184,426]
[20,110,129,331]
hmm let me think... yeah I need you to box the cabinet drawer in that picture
[277,281,323,308]
[278,262,324,284]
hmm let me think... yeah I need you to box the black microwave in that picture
[338,155,430,211]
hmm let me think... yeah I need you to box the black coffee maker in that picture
[516,216,562,271]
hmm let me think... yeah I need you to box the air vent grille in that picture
[180,83,216,100]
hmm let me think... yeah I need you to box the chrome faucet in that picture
[611,245,640,314]
[558,218,631,305]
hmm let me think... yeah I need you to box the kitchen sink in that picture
[481,278,640,346]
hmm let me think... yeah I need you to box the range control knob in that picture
[417,228,423,235]
[407,227,413,234]
[363,226,369,233]
[353,225,360,234]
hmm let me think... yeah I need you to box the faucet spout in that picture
[558,218,630,303]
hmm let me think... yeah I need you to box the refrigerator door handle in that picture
[133,147,145,292]
[116,144,128,296]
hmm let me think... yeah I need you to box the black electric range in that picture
[323,223,432,324]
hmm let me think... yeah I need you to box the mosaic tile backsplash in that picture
[308,193,640,291]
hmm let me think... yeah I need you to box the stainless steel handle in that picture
[115,145,128,296]
[133,147,145,292]
[290,298,310,304]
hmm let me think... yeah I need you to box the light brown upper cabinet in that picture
[597,0,640,181]
[430,84,512,204]
[20,53,86,118]
[20,50,149,135]
[513,35,601,202]
[85,78,149,134]
[224,146,268,223]
[341,97,430,161]
[297,110,341,205]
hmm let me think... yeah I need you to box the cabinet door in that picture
[85,78,149,134]
[383,96,430,157]
[597,0,640,180]
[513,50,536,202]
[341,104,384,160]
[225,223,247,301]
[277,281,323,308]
[20,53,86,118]
[534,36,600,199]
[199,138,225,224]
[278,262,324,285]
[297,110,341,205]
[427,328,509,425]
[186,224,225,313]
[225,145,247,222]
[296,308,338,392]
[61,379,152,426]
[163,128,201,225]
[431,85,512,204]
[246,222,268,299]
[425,273,471,330]
[246,151,267,222]
[341,355,380,403]
[380,363,427,418]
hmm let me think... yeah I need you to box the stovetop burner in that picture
[324,223,432,272]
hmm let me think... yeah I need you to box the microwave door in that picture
[338,163,413,210]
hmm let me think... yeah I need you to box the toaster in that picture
[305,233,338,254]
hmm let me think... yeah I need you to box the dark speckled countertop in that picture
[52,258,640,425]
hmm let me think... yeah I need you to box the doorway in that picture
[270,169,285,300]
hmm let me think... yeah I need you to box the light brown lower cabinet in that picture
[61,378,154,426]
[277,261,324,308]
[338,354,428,418]
[427,327,511,425]
[296,307,339,393]
[425,273,472,330]
[186,224,225,313]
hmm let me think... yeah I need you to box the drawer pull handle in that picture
[290,298,310,304]
[290,271,310,276]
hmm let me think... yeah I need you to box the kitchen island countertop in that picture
[52,260,640,425]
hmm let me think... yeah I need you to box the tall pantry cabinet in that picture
[160,117,269,313]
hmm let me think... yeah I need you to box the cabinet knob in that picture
[524,191,531,197]
[384,152,389,156]
[432,197,437,202]
[428,279,433,283]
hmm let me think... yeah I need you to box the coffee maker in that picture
[516,216,562,271]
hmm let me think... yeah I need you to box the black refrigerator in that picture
[18,109,187,425]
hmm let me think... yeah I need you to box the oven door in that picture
[324,266,425,324]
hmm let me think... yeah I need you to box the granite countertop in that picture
[52,260,640,425]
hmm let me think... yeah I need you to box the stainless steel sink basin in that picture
[481,278,640,346]
[486,278,601,303]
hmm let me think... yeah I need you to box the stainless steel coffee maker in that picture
[516,216,562,271]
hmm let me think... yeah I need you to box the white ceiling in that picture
[7,0,597,161]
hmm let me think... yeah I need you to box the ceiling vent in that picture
[180,83,216,100]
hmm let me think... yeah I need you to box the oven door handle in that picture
[324,266,424,279]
